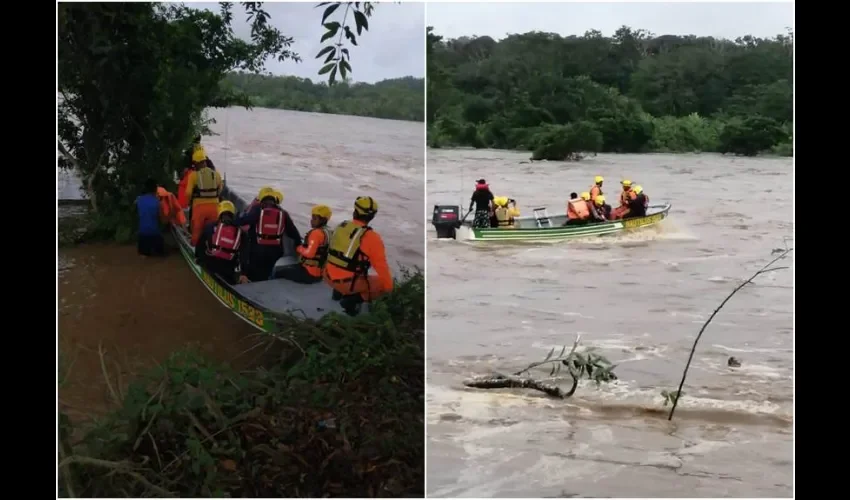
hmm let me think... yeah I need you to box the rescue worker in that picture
[276,204,332,284]
[179,137,202,208]
[136,179,166,257]
[234,189,302,282]
[493,196,517,229]
[184,147,223,245]
[468,179,495,228]
[195,201,248,285]
[594,195,612,220]
[590,176,604,200]
[611,179,637,220]
[629,185,649,217]
[241,186,274,232]
[323,196,393,316]
[156,186,186,227]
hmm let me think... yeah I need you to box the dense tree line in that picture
[222,73,424,122]
[427,26,794,159]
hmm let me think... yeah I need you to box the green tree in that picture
[58,2,376,239]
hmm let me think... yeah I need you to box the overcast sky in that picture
[192,1,424,83]
[427,1,794,41]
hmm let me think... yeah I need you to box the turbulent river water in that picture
[58,108,424,419]
[426,149,794,497]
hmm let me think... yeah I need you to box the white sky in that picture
[426,1,794,41]
[190,1,425,82]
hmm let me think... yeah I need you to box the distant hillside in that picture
[221,72,424,122]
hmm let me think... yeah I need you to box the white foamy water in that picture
[426,149,793,497]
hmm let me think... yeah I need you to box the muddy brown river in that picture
[426,149,793,497]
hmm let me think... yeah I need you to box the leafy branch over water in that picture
[463,335,619,398]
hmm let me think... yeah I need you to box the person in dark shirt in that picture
[468,178,495,228]
[136,178,165,256]
[234,190,302,282]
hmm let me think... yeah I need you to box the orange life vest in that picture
[207,223,242,261]
[620,189,636,207]
[567,199,590,220]
[590,185,602,199]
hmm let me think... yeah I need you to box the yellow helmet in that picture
[633,185,643,195]
[580,192,591,201]
[257,186,273,200]
[311,204,332,219]
[594,195,606,206]
[494,196,508,207]
[217,200,236,218]
[594,176,604,184]
[270,190,284,204]
[621,179,632,187]
[354,196,379,216]
[192,147,207,163]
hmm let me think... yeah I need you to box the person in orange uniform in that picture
[589,176,604,200]
[610,179,637,220]
[184,147,223,245]
[194,201,248,285]
[277,204,333,284]
[156,186,187,227]
[323,196,393,316]
[566,192,594,225]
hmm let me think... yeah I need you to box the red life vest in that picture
[207,223,242,261]
[257,205,285,246]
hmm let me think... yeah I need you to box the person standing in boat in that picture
[277,204,333,284]
[323,196,394,316]
[136,178,166,257]
[610,179,638,220]
[234,189,302,282]
[468,179,494,228]
[195,200,248,285]
[184,147,223,245]
[589,176,604,200]
[628,185,649,218]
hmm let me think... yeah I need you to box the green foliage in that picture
[515,337,619,386]
[427,25,794,159]
[221,73,424,121]
[58,2,377,243]
[661,389,684,407]
[58,271,424,498]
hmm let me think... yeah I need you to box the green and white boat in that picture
[431,202,672,242]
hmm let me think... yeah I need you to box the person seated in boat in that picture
[276,204,333,284]
[565,192,593,225]
[468,179,495,228]
[195,201,248,285]
[323,196,393,316]
[627,185,649,218]
[234,189,302,282]
[493,196,519,229]
[610,179,637,220]
[185,147,223,245]
[136,178,166,257]
[594,195,612,220]
[156,186,186,227]
[590,176,604,200]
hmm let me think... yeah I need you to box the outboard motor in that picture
[432,205,461,239]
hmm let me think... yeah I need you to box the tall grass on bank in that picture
[58,264,424,498]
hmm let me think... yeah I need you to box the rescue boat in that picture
[431,203,672,243]
[170,183,342,332]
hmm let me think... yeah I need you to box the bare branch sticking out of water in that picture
[462,335,618,399]
[667,247,794,421]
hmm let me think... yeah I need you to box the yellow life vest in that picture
[193,167,218,199]
[299,226,331,268]
[326,221,372,273]
[495,206,513,228]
